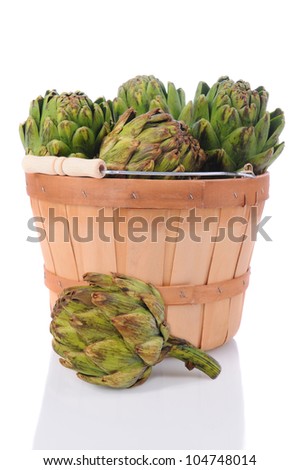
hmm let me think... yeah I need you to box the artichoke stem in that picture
[165,336,221,379]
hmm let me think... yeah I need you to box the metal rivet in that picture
[81,190,87,198]
[131,192,137,199]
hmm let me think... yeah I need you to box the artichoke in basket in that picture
[50,273,221,388]
[113,75,186,120]
[19,90,114,158]
[188,76,285,174]
[99,107,206,173]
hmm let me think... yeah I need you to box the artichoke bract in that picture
[99,108,206,173]
[188,76,285,174]
[50,273,221,389]
[114,75,186,121]
[19,90,114,158]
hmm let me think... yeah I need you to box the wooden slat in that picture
[65,205,117,278]
[38,200,79,281]
[227,202,266,342]
[162,209,183,286]
[200,205,249,349]
[50,290,58,310]
[25,173,269,209]
[30,197,55,274]
[115,208,167,285]
[114,208,127,275]
[165,208,221,347]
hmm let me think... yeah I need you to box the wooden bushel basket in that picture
[25,172,269,350]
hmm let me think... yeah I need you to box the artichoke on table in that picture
[50,273,221,389]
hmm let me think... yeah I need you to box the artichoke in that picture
[113,75,186,121]
[188,76,285,174]
[99,107,206,173]
[19,90,114,158]
[50,272,221,388]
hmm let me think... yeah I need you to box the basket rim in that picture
[25,172,269,209]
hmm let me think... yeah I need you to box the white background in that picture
[0,0,298,467]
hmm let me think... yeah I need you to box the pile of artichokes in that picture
[51,273,221,388]
[22,76,284,388]
[20,74,285,175]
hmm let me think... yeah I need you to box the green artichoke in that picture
[99,107,206,173]
[114,75,186,121]
[188,76,285,174]
[19,90,114,158]
[50,273,221,388]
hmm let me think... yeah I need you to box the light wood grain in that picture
[227,202,266,342]
[201,206,248,349]
[65,205,117,277]
[29,174,269,350]
[165,208,220,347]
[30,197,55,274]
